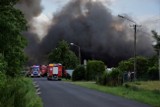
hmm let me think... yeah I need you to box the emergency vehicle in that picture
[30,65,41,77]
[40,65,47,76]
[47,63,62,80]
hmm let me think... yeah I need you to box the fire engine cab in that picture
[30,65,41,77]
[47,63,62,80]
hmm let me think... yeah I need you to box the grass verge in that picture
[71,81,160,107]
[0,74,43,107]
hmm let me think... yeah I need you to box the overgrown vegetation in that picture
[86,60,105,81]
[0,74,43,107]
[118,56,149,80]
[0,0,43,107]
[0,0,27,77]
[72,65,86,81]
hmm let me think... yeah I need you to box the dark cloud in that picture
[16,0,154,66]
[37,0,154,66]
[15,0,43,20]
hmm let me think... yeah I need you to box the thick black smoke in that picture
[15,0,43,64]
[15,0,42,20]
[38,0,154,66]
[16,0,154,66]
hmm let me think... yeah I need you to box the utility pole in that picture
[134,24,137,80]
[118,14,141,81]
[131,24,141,80]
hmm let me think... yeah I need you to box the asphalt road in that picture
[34,78,151,107]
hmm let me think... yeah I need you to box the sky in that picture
[37,0,160,35]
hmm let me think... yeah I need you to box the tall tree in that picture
[152,30,160,51]
[118,56,149,79]
[0,0,27,77]
[48,40,79,69]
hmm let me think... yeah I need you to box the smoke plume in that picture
[15,0,44,64]
[15,0,42,20]
[37,0,154,66]
[16,0,154,66]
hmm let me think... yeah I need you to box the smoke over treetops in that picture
[17,0,155,66]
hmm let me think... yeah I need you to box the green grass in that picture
[70,81,160,107]
[0,75,43,107]
[128,81,160,91]
[24,78,43,107]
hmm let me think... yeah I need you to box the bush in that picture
[72,65,86,81]
[66,73,71,80]
[86,60,105,81]
[0,77,43,107]
[106,68,123,86]
[148,66,158,80]
[0,54,7,73]
[97,72,107,85]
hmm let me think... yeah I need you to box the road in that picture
[34,78,151,107]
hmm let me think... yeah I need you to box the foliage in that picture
[0,54,7,73]
[148,66,158,80]
[97,68,124,86]
[133,56,148,79]
[48,40,79,69]
[107,68,123,86]
[65,73,71,80]
[148,55,158,68]
[118,56,149,80]
[152,30,160,51]
[0,77,43,107]
[96,72,107,85]
[0,0,27,77]
[86,60,105,81]
[0,1,42,107]
[72,65,86,81]
[126,81,160,91]
[0,0,19,6]
[118,60,133,72]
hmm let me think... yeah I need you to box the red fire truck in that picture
[40,65,47,77]
[47,63,62,80]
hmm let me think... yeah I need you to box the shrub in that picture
[97,72,107,85]
[106,68,123,86]
[0,54,7,73]
[86,60,105,81]
[148,66,158,80]
[72,65,86,81]
[0,77,43,107]
[66,73,71,80]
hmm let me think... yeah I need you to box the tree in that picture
[148,66,158,80]
[72,65,86,81]
[118,56,149,80]
[48,40,79,69]
[86,60,105,81]
[118,60,133,72]
[0,54,7,73]
[152,30,160,51]
[146,30,160,80]
[0,0,27,77]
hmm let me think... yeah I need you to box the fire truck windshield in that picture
[32,67,39,71]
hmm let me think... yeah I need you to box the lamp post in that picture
[70,43,81,64]
[118,15,141,81]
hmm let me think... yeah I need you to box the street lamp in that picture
[70,43,81,64]
[118,14,141,81]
